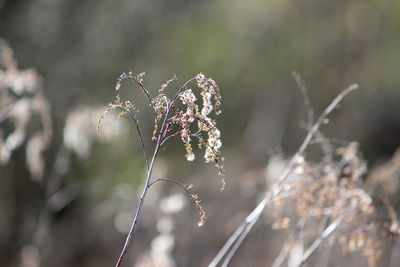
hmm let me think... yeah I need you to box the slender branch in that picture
[158,77,196,144]
[292,71,314,129]
[115,106,168,266]
[292,71,333,160]
[126,110,149,170]
[159,133,177,146]
[114,77,196,267]
[295,214,346,267]
[148,178,205,220]
[170,78,196,107]
[115,140,161,267]
[221,213,259,267]
[209,221,247,267]
[125,76,153,108]
[148,178,182,188]
[208,84,359,266]
[208,199,267,267]
[280,84,358,185]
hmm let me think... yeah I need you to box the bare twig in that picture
[292,71,314,129]
[292,71,332,161]
[124,74,153,108]
[209,84,359,266]
[295,212,347,267]
[221,213,259,267]
[208,199,267,267]
[126,110,150,170]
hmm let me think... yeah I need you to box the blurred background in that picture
[1,0,400,266]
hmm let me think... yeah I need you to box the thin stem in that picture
[292,71,333,160]
[148,178,205,220]
[158,77,196,143]
[170,78,196,108]
[221,214,259,267]
[148,177,187,189]
[114,79,196,266]
[278,84,358,185]
[208,199,267,267]
[209,84,359,266]
[159,133,176,146]
[208,222,247,267]
[114,76,213,267]
[126,110,149,170]
[126,76,153,109]
[115,107,168,266]
[295,214,346,267]
[292,71,314,129]
[114,141,161,267]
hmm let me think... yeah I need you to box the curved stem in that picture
[167,78,196,113]
[148,178,187,189]
[157,77,196,144]
[126,110,149,170]
[126,77,153,109]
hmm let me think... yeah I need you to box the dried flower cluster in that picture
[0,39,52,180]
[98,71,225,266]
[99,71,225,188]
[267,142,399,266]
[185,183,207,227]
[170,73,224,182]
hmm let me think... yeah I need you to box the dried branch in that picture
[292,71,314,129]
[221,213,259,267]
[209,84,359,266]
[115,138,161,267]
[148,178,206,226]
[292,71,333,160]
[101,72,224,267]
[126,110,150,170]
[295,213,347,267]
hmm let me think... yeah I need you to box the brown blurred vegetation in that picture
[1,0,400,266]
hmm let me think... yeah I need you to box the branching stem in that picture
[114,77,197,267]
[208,84,359,266]
[114,140,161,267]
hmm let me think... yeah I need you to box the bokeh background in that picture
[1,0,400,266]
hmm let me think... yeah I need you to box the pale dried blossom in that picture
[195,73,222,115]
[64,107,126,159]
[139,73,225,183]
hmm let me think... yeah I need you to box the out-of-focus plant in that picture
[266,141,398,267]
[98,71,225,266]
[210,75,400,267]
[0,39,52,181]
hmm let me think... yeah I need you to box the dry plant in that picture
[0,39,132,267]
[267,141,399,267]
[209,74,399,267]
[0,39,52,181]
[98,71,225,266]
